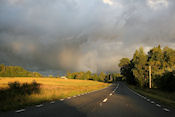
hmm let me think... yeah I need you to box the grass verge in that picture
[127,84,175,109]
[0,77,110,111]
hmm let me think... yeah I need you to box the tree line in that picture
[0,64,42,77]
[119,45,175,91]
[66,71,115,82]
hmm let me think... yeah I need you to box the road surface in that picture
[1,82,175,117]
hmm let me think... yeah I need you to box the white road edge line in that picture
[156,104,161,107]
[147,99,150,101]
[163,108,170,112]
[36,104,43,107]
[103,98,108,103]
[15,109,25,113]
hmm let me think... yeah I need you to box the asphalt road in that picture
[1,82,175,117]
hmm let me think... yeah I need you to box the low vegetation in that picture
[0,77,110,111]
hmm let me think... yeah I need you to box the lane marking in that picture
[60,99,64,101]
[36,104,43,107]
[109,93,112,96]
[15,109,25,113]
[50,101,55,104]
[156,104,161,107]
[126,84,170,113]
[163,108,170,112]
[103,98,108,103]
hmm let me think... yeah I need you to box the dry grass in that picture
[0,77,110,111]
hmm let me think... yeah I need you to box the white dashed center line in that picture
[15,109,25,113]
[156,104,161,107]
[103,98,108,103]
[36,104,43,107]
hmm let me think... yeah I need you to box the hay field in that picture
[0,77,110,111]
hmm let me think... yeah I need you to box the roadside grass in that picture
[128,84,175,109]
[0,77,110,111]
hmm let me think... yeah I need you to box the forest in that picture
[119,45,175,91]
[0,64,42,77]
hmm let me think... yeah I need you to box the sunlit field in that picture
[0,77,110,111]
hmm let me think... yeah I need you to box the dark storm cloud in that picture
[0,0,175,75]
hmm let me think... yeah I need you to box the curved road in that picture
[1,82,175,117]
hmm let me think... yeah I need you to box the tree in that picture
[163,47,175,71]
[148,45,164,75]
[132,47,147,88]
[98,72,106,82]
[85,71,92,80]
[118,58,135,84]
[92,74,98,81]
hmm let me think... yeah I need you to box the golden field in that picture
[0,77,110,111]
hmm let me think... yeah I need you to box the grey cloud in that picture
[0,0,175,75]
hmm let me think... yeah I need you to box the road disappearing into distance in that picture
[1,82,175,117]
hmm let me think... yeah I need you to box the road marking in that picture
[36,104,43,107]
[156,104,161,107]
[163,108,170,112]
[109,93,112,96]
[60,99,64,101]
[103,98,108,103]
[67,97,71,99]
[15,109,25,113]
[50,101,55,104]
[150,101,155,104]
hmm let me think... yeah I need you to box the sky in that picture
[0,0,175,75]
